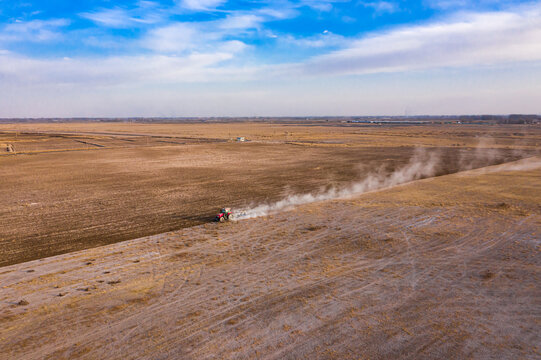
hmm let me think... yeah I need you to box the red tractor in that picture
[215,208,232,222]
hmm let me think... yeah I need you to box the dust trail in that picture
[459,136,501,170]
[235,148,440,220]
[465,156,541,175]
[234,150,541,221]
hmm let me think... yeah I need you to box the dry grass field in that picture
[0,121,540,359]
[0,157,540,359]
[1,122,539,267]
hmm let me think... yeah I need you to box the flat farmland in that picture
[1,157,540,359]
[0,122,539,266]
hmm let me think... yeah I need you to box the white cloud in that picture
[0,19,69,42]
[81,8,134,28]
[257,7,298,20]
[305,2,333,11]
[141,11,267,54]
[425,0,466,9]
[143,23,200,52]
[141,19,255,54]
[178,0,226,11]
[359,1,399,15]
[0,51,247,86]
[424,0,479,10]
[300,0,347,12]
[219,14,264,30]
[2,63,540,117]
[4,3,541,82]
[80,6,162,28]
[80,2,295,53]
[280,32,346,48]
[423,0,517,11]
[297,4,541,76]
[218,40,249,53]
[1,2,541,117]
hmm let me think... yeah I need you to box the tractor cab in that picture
[215,208,232,222]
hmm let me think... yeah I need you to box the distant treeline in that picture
[346,114,541,125]
[0,114,539,124]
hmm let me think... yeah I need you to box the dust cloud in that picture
[235,148,440,219]
[467,156,541,174]
[235,145,540,220]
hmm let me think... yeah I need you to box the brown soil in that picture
[0,159,539,359]
[1,123,539,267]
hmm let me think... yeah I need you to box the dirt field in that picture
[1,122,539,267]
[1,158,540,359]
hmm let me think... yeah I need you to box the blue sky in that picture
[0,0,540,117]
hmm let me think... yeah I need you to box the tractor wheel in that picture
[219,216,225,222]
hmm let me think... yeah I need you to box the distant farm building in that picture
[236,137,245,142]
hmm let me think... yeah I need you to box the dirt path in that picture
[1,160,540,359]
